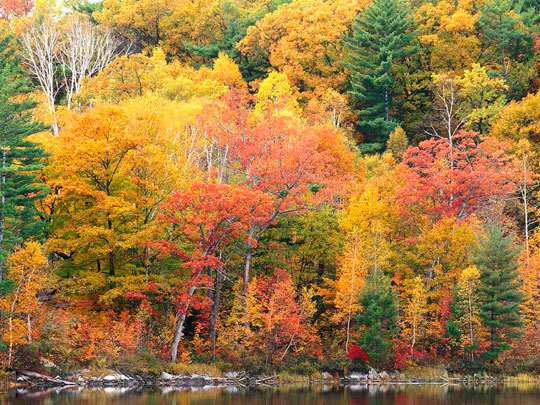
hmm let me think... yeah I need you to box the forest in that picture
[0,0,539,378]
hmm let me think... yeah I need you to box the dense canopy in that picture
[0,0,539,376]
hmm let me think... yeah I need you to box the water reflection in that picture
[1,383,540,404]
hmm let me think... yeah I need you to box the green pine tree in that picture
[67,0,104,24]
[344,0,417,151]
[479,0,540,98]
[0,33,48,283]
[472,226,523,366]
[356,270,398,369]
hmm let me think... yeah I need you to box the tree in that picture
[400,130,519,223]
[304,88,350,129]
[326,161,396,354]
[409,217,477,355]
[20,14,121,131]
[253,71,299,117]
[356,270,398,369]
[491,90,540,149]
[415,0,481,73]
[159,182,273,362]
[479,0,539,94]
[0,242,47,367]
[330,233,367,353]
[345,0,417,148]
[44,97,196,280]
[95,0,172,50]
[203,90,354,294]
[67,0,104,22]
[402,275,428,360]
[446,265,483,366]
[427,65,507,139]
[0,0,33,19]
[45,104,146,277]
[473,226,523,365]
[58,14,120,109]
[491,95,540,252]
[386,126,408,163]
[0,33,48,282]
[245,269,317,367]
[77,49,239,105]
[20,19,61,134]
[426,72,466,143]
[456,64,507,133]
[185,0,289,82]
[239,0,368,94]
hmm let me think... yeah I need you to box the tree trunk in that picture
[345,310,352,354]
[384,89,389,122]
[522,154,530,267]
[411,319,416,361]
[243,226,255,294]
[209,267,223,361]
[0,131,6,281]
[109,251,115,276]
[27,311,32,342]
[170,285,197,362]
[107,218,115,276]
[468,291,474,361]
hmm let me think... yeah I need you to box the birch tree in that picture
[59,16,120,109]
[20,19,61,135]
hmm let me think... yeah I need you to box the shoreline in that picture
[4,370,540,392]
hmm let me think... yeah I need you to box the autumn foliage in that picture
[0,0,539,377]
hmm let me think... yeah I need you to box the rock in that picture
[225,371,241,378]
[161,372,177,380]
[321,372,332,380]
[348,372,366,380]
[162,372,176,380]
[103,373,129,382]
[379,371,389,380]
[367,366,378,379]
[41,359,57,369]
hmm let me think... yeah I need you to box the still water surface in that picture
[2,384,540,404]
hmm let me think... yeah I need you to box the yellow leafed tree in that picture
[0,242,48,367]
[402,275,428,359]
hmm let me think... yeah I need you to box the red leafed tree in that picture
[202,90,354,293]
[0,0,32,19]
[348,345,370,363]
[399,130,519,222]
[246,269,316,366]
[159,182,273,361]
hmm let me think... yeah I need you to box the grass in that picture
[165,362,224,377]
[398,365,448,380]
[503,374,540,383]
[274,372,313,383]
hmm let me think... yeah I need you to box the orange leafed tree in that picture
[158,182,273,362]
[245,269,318,366]
[238,0,368,96]
[202,90,355,294]
[0,0,33,19]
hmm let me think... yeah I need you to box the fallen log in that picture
[256,375,277,384]
[16,370,76,386]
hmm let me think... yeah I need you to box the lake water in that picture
[2,383,540,404]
